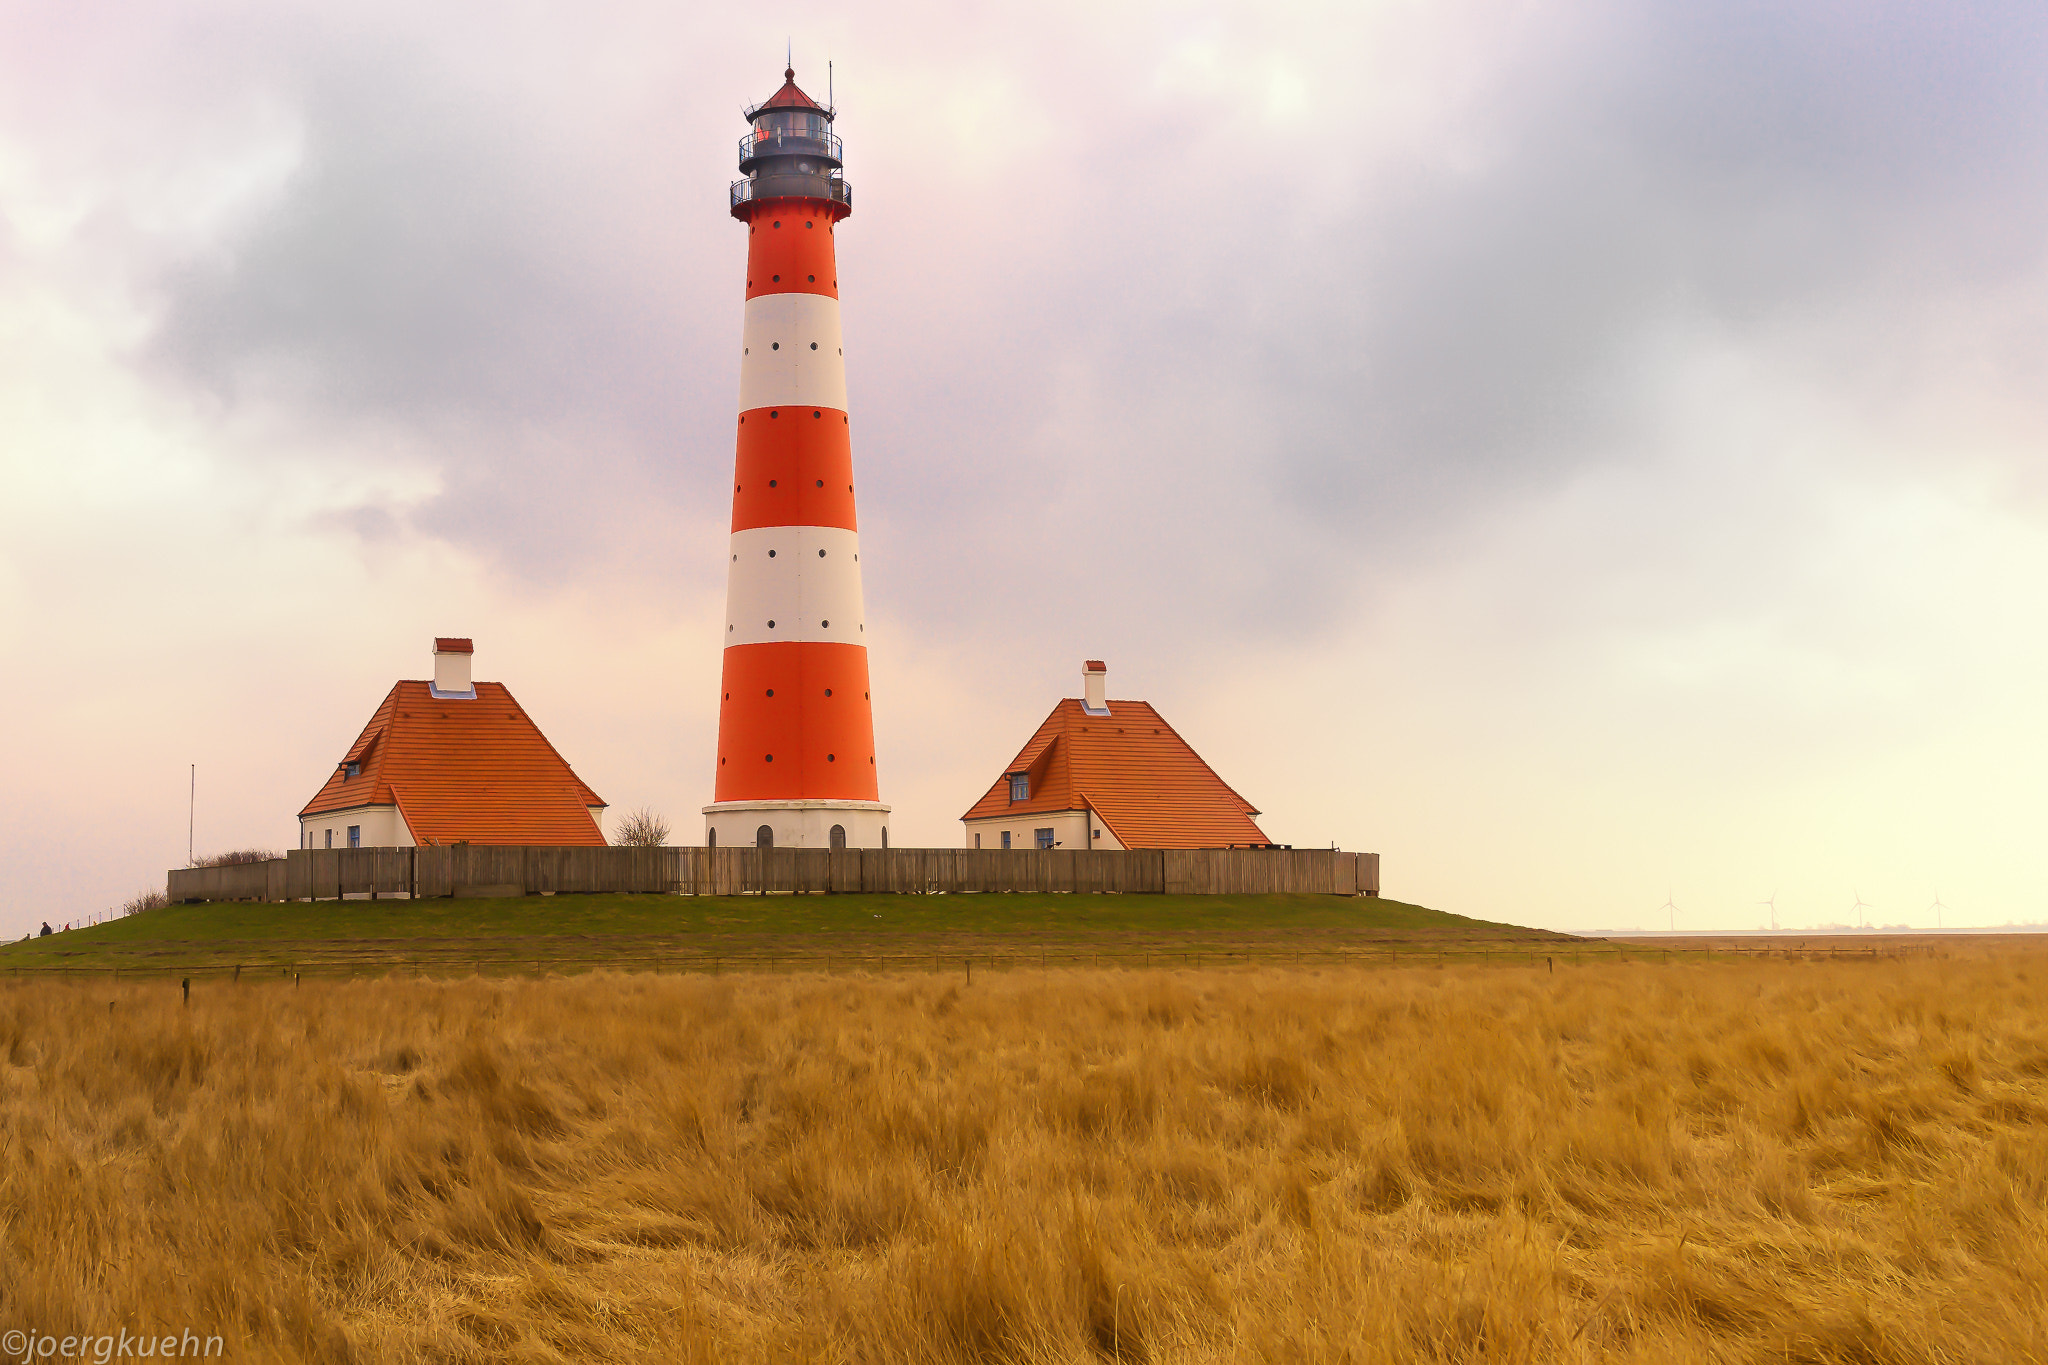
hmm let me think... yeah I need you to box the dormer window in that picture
[1008,773,1029,802]
[346,762,360,779]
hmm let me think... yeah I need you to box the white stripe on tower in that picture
[737,294,847,410]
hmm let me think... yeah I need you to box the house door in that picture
[756,825,773,849]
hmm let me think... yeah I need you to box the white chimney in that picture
[1082,659,1109,716]
[431,637,476,698]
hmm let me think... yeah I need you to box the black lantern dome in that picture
[731,67,852,219]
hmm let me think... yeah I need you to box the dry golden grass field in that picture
[3,951,2046,1363]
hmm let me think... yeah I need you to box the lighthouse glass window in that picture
[756,110,828,146]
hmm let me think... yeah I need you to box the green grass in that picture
[1,892,1562,976]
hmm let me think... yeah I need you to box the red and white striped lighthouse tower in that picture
[704,66,889,851]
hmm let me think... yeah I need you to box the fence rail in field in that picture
[165,846,1382,904]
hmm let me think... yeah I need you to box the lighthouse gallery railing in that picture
[731,175,851,212]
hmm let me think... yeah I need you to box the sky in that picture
[4,0,2047,939]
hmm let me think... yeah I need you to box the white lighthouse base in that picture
[703,800,892,850]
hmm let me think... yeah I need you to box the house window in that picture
[347,826,361,849]
[756,824,774,848]
[1035,828,1055,850]
[346,762,360,778]
[882,827,889,848]
[708,828,717,848]
[1008,773,1029,802]
[830,824,846,849]
[324,829,333,849]
[1001,830,1011,850]
[974,832,981,849]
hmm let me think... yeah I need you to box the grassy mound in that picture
[2,892,1559,975]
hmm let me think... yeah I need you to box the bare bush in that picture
[192,849,282,867]
[611,807,671,847]
[119,890,169,915]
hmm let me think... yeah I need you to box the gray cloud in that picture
[114,1,2048,656]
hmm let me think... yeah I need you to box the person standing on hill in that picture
[39,922,52,937]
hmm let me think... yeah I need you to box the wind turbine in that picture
[1928,893,1948,931]
[1850,890,1872,930]
[1758,892,1778,932]
[1659,891,1678,933]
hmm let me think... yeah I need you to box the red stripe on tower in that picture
[705,66,889,852]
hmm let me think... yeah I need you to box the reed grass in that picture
[2,953,2044,1362]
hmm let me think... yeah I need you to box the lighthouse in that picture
[703,66,889,852]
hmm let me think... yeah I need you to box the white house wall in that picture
[300,804,413,850]
[963,807,1124,852]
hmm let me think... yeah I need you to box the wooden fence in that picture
[166,846,1380,903]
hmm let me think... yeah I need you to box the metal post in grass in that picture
[181,978,190,1007]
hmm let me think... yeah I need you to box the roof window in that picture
[1008,773,1029,802]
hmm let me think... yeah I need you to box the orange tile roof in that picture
[299,680,606,846]
[959,699,1269,849]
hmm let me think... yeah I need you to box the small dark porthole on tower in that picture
[769,480,777,488]
[764,755,774,763]
[765,688,774,696]
[806,222,814,230]
[771,342,780,350]
[828,755,837,764]
[817,546,825,554]
[821,620,829,628]
[824,688,833,696]
[808,274,815,282]
[770,410,779,418]
[773,221,781,228]
[810,342,818,350]
[767,620,776,628]
[813,411,821,418]
[768,548,776,556]
[723,692,729,700]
